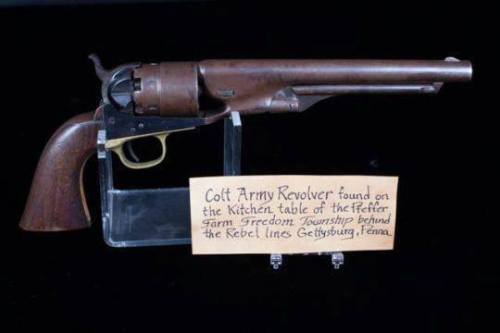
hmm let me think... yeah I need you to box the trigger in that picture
[124,141,140,163]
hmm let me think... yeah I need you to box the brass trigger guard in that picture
[105,128,193,169]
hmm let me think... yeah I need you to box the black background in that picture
[1,1,495,332]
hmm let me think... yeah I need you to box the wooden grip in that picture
[20,112,100,231]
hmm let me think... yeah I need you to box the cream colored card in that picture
[189,175,398,254]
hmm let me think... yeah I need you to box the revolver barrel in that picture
[196,58,472,115]
[199,58,472,84]
[111,57,473,117]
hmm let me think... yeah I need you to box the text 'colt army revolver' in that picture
[20,55,472,232]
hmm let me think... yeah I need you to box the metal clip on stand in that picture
[270,252,345,271]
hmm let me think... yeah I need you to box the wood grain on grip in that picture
[20,112,100,231]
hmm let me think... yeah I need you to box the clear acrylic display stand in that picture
[98,109,242,248]
[97,108,343,269]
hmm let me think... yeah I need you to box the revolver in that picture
[20,55,472,232]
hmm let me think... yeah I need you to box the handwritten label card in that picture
[189,175,398,254]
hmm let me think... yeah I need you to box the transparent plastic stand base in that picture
[97,111,242,248]
[97,108,344,270]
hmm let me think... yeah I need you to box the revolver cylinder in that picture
[133,62,200,117]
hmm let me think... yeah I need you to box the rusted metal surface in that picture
[133,62,199,116]
[131,58,472,117]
